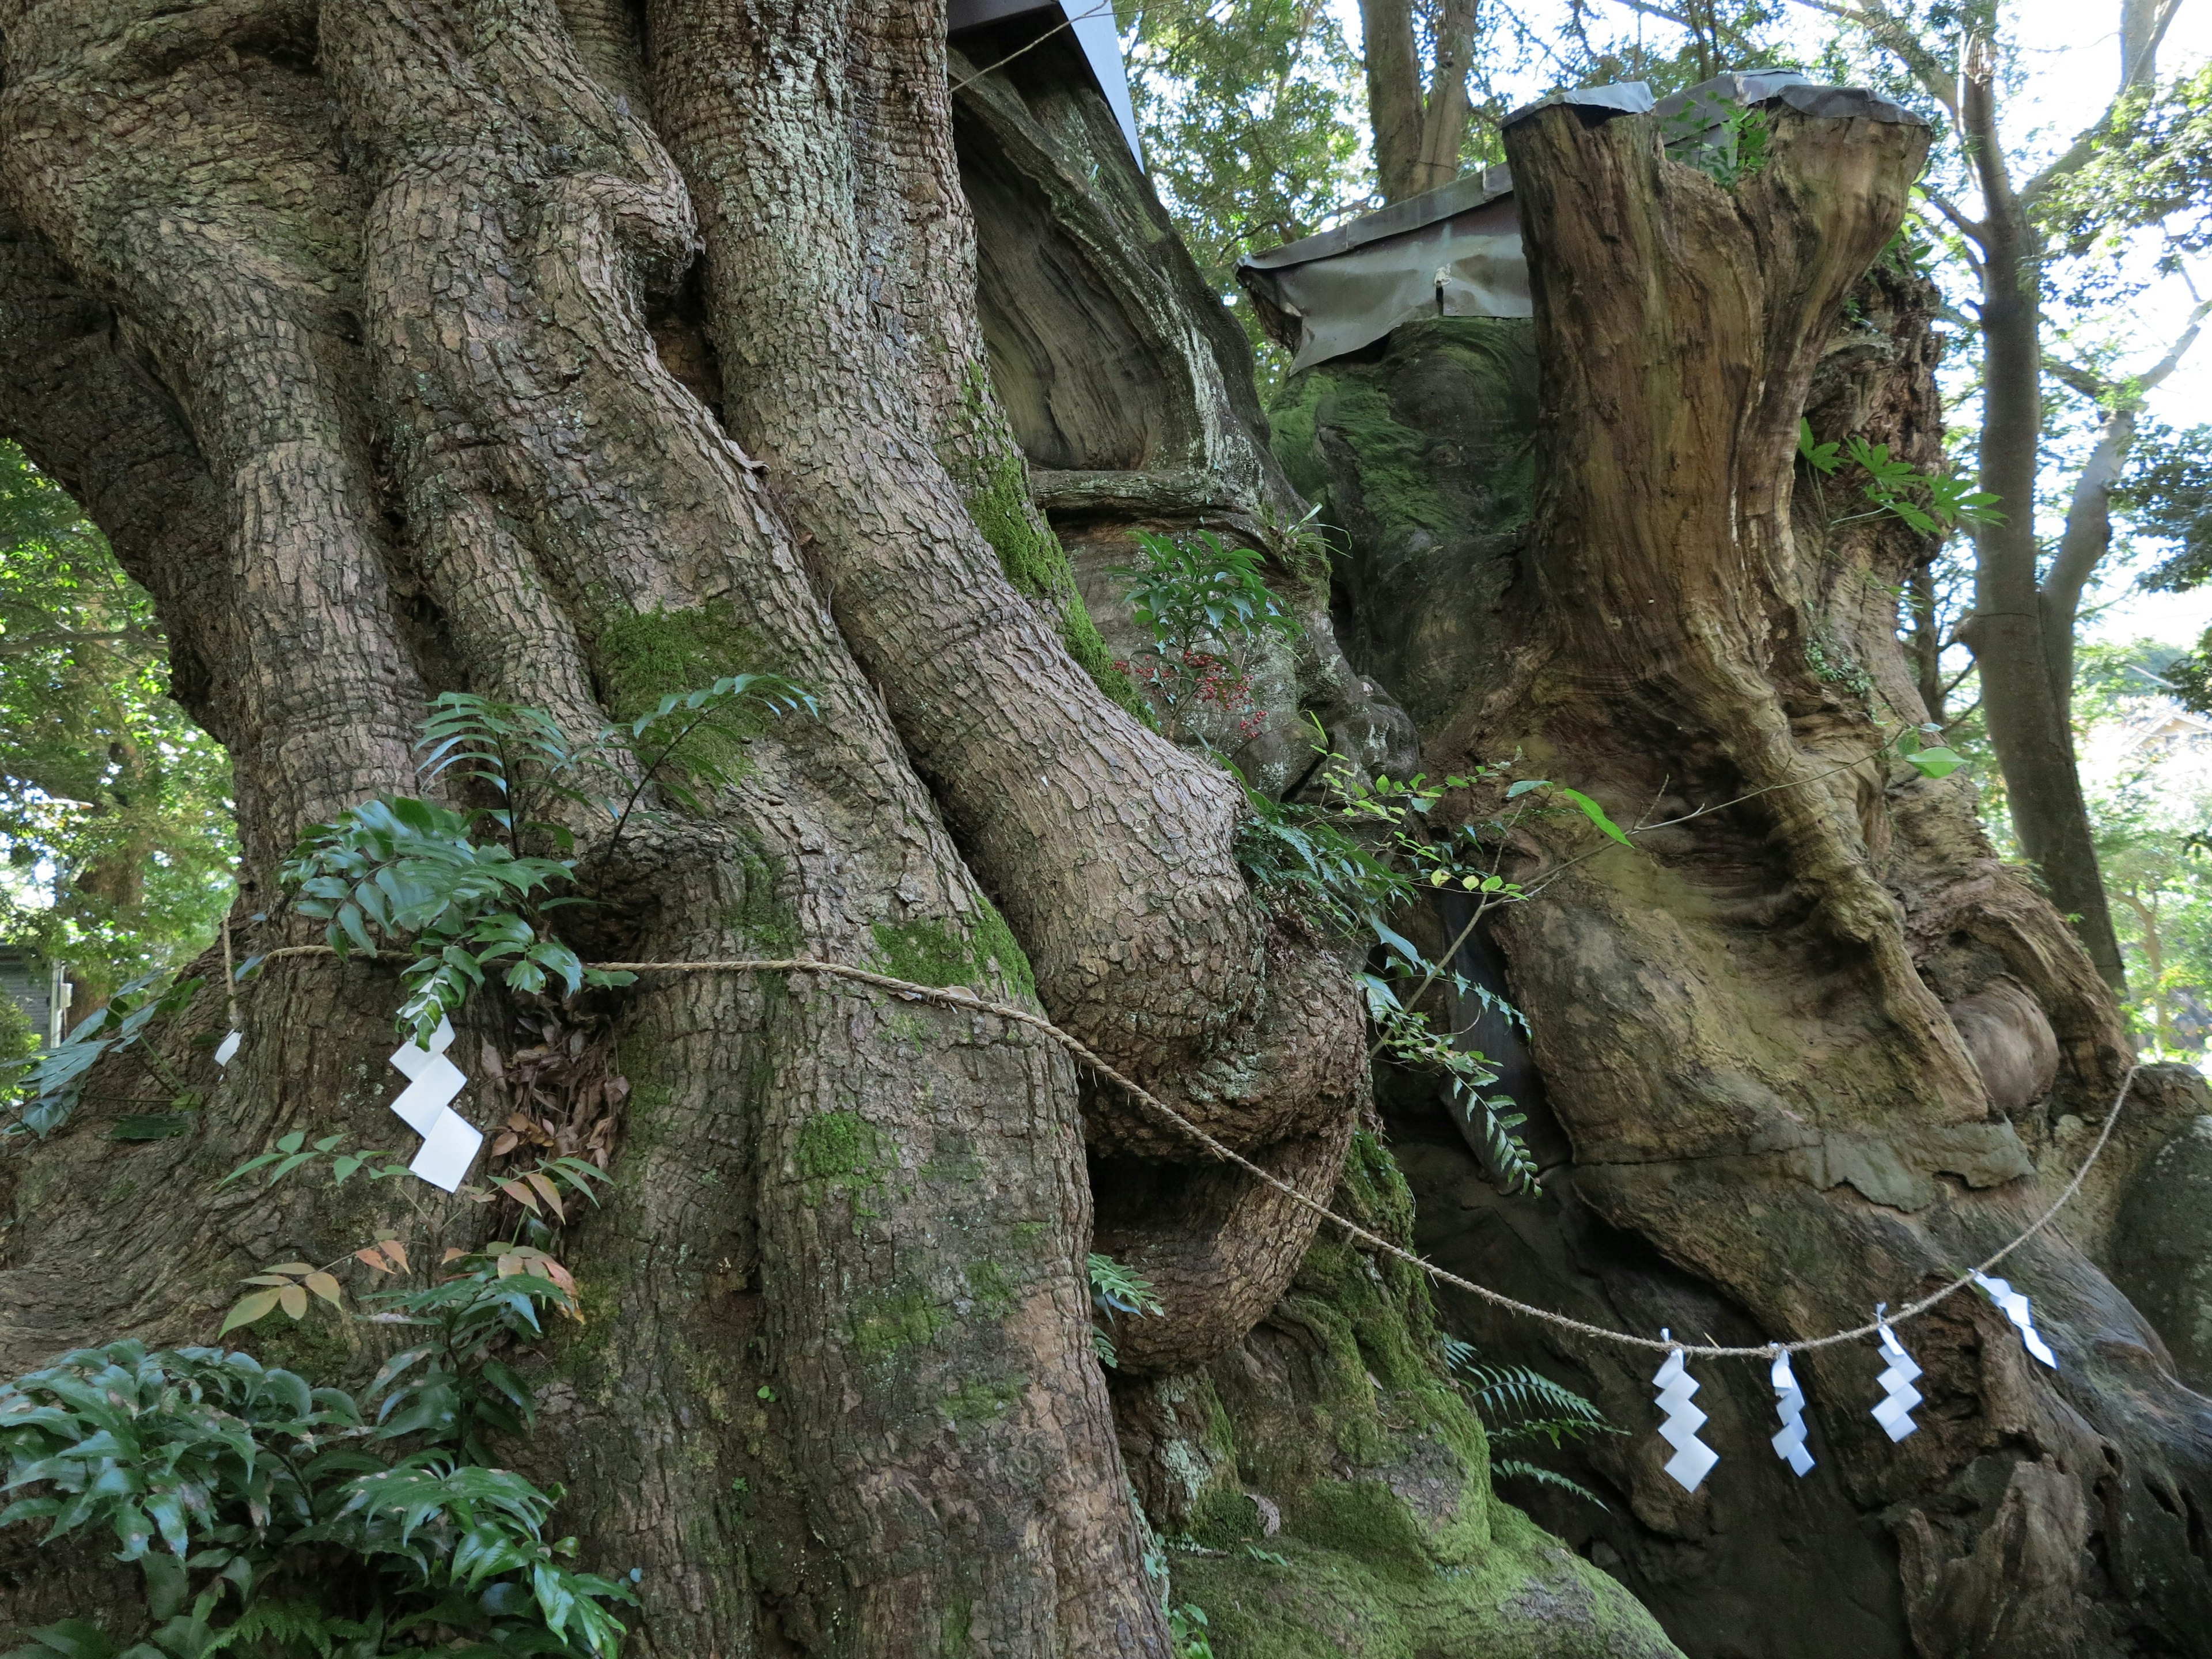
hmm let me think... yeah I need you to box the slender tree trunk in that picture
[1358,0,1426,201]
[1909,559,1946,722]
[1358,0,1479,202]
[1956,55,2128,988]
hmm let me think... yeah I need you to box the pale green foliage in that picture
[1123,0,1366,386]
[0,1275,635,1659]
[2040,62,2212,276]
[1799,418,2002,537]
[1087,1252,1164,1368]
[1168,1600,1214,1659]
[2075,641,2212,1055]
[1665,101,1771,187]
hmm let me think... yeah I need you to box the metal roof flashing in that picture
[1240,73,1925,372]
[948,0,1145,166]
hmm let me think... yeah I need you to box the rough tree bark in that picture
[0,4,1674,1657]
[1278,85,2212,1659]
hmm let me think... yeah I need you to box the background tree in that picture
[1801,0,2208,987]
[0,441,233,1006]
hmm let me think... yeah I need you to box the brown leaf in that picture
[278,1283,309,1320]
[496,1252,524,1279]
[524,1170,565,1221]
[379,1237,411,1273]
[490,1132,520,1157]
[220,1288,283,1335]
[497,1178,541,1214]
[537,1256,578,1296]
[244,1274,298,1287]
[442,1246,468,1264]
[354,1247,396,1275]
[480,1041,506,1082]
[264,1262,315,1275]
[304,1271,344,1307]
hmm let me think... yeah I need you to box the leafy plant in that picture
[1118,530,1297,659]
[1665,101,1771,188]
[1168,1601,1214,1659]
[281,679,809,1044]
[1234,751,1639,1194]
[0,1319,634,1657]
[2,970,203,1141]
[1113,530,1300,744]
[1440,1338,1618,1511]
[212,1131,605,1340]
[1798,419,2002,537]
[1087,1253,1164,1369]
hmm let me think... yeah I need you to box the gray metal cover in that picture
[1238,165,1529,372]
[1240,73,1918,373]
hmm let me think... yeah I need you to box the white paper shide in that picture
[1973,1271,2059,1369]
[1652,1332,1719,1493]
[1870,1310,1924,1442]
[388,1016,481,1192]
[1768,1349,1815,1476]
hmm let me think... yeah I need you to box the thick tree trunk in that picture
[1279,89,2212,1659]
[0,5,1671,1657]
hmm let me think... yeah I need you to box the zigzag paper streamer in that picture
[1973,1271,2059,1369]
[1769,1350,1813,1476]
[1652,1331,1719,1492]
[388,1016,482,1193]
[1870,1308,1923,1442]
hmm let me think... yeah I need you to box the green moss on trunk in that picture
[1138,1134,1681,1658]
[946,374,1148,721]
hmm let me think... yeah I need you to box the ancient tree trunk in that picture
[0,4,1672,1657]
[1279,87,2212,1659]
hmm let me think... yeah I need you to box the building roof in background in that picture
[949,0,1143,166]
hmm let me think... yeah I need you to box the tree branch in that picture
[0,627,150,660]
[1790,0,1959,118]
[2021,0,2186,206]
[1922,188,1987,247]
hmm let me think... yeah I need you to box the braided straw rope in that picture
[244,942,2139,1361]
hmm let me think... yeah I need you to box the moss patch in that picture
[850,1285,947,1361]
[870,902,1035,1002]
[1154,1120,1686,1657]
[1308,380,1456,547]
[941,1372,1025,1426]
[952,394,1148,721]
[1169,1518,1679,1659]
[590,602,783,795]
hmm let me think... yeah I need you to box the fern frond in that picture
[1491,1459,1611,1511]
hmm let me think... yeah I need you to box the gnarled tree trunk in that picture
[1280,86,2212,1659]
[0,4,1674,1657]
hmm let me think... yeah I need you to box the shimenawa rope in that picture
[237,938,2136,1362]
